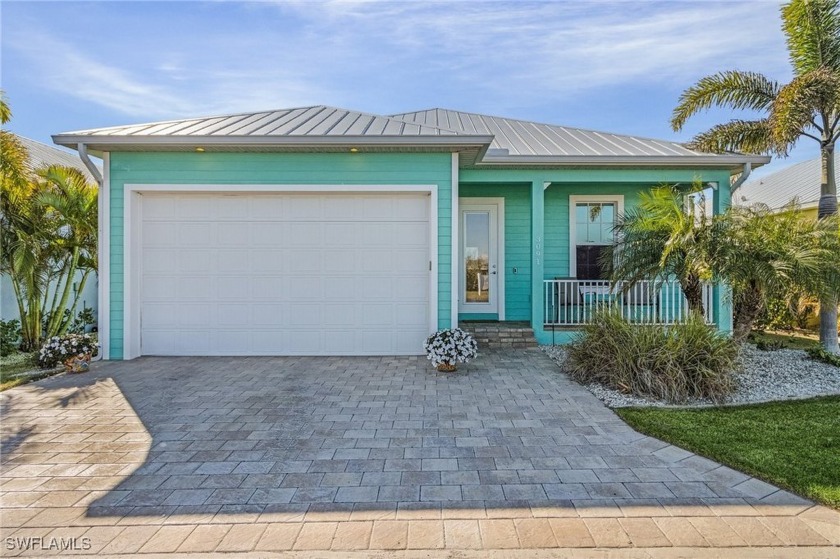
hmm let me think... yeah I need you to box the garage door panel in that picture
[323,304,356,326]
[217,303,250,326]
[178,250,214,273]
[143,248,178,273]
[176,277,213,299]
[250,222,284,245]
[143,196,177,219]
[323,251,357,273]
[216,196,251,218]
[284,196,322,219]
[140,193,430,356]
[177,197,215,219]
[143,222,176,246]
[288,277,321,299]
[398,222,429,246]
[142,276,174,300]
[250,196,284,218]
[217,222,250,246]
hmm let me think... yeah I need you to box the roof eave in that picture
[52,134,495,151]
[475,154,771,172]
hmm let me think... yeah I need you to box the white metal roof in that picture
[19,136,99,183]
[736,151,839,210]
[58,106,462,138]
[53,104,768,171]
[392,108,707,157]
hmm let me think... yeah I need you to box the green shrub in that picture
[565,311,739,403]
[806,347,840,367]
[0,319,21,357]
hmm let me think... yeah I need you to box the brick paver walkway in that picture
[1,349,837,556]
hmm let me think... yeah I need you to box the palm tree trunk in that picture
[818,143,839,354]
[45,247,79,338]
[57,269,91,335]
[680,274,705,317]
[733,281,763,343]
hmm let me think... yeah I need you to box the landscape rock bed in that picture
[543,343,840,408]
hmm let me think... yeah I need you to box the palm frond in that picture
[782,0,840,74]
[0,91,10,125]
[671,71,780,131]
[771,67,840,145]
[687,119,780,155]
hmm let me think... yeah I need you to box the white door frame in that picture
[458,197,505,319]
[123,184,438,359]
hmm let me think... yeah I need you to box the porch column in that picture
[531,180,546,339]
[712,179,733,334]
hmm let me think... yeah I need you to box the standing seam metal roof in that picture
[60,106,461,138]
[736,151,839,210]
[390,108,704,157]
[19,136,99,183]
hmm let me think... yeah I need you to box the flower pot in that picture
[436,362,457,372]
[63,353,91,374]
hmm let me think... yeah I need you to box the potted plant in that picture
[424,328,478,372]
[39,333,99,373]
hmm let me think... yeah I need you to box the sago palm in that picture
[671,0,840,352]
[606,185,713,316]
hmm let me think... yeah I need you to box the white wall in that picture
[0,273,99,331]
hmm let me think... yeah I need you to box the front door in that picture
[459,200,503,316]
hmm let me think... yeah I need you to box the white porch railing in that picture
[543,279,714,326]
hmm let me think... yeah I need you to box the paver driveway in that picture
[1,348,837,556]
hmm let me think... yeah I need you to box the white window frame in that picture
[568,195,624,278]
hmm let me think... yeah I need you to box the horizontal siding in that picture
[109,152,452,359]
[459,183,531,321]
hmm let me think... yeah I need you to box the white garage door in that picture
[140,192,431,356]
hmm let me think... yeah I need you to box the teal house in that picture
[53,106,768,359]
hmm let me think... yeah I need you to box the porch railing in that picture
[543,279,714,326]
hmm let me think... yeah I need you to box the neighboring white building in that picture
[735,151,840,212]
[0,137,100,328]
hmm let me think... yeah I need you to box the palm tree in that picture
[712,202,840,341]
[36,166,98,338]
[1,96,99,349]
[671,0,840,353]
[606,185,713,315]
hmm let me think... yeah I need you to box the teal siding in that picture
[108,152,453,359]
[459,183,531,321]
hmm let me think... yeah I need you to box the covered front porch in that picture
[454,167,734,344]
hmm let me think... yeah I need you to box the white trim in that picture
[122,183,438,359]
[98,152,110,360]
[568,194,624,278]
[450,153,459,329]
[458,197,505,319]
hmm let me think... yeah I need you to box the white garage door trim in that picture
[123,183,438,359]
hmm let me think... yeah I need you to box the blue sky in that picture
[0,0,817,178]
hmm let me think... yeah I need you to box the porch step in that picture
[460,321,539,350]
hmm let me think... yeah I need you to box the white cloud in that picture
[4,0,791,123]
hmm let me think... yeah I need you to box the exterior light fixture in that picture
[195,147,205,152]
[349,147,359,153]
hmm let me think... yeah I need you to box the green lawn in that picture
[0,352,56,391]
[747,329,820,351]
[617,396,840,509]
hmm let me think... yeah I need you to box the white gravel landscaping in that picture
[543,343,840,408]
